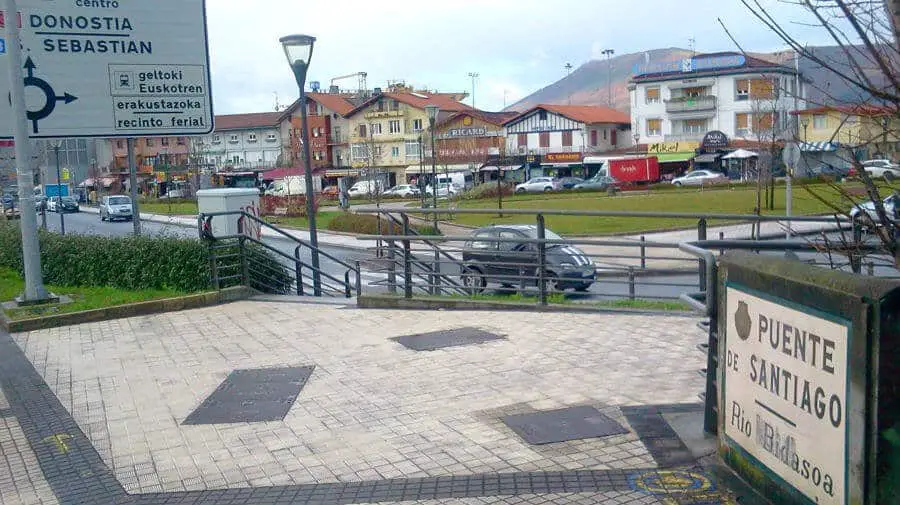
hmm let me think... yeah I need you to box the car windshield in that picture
[61,197,75,204]
[109,197,130,205]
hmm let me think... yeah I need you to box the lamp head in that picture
[279,34,316,69]
[425,104,440,123]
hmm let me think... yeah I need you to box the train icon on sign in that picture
[114,71,134,90]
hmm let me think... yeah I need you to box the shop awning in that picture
[100,177,116,188]
[656,153,695,163]
[799,141,838,153]
[693,153,721,163]
[480,165,523,172]
[541,162,582,168]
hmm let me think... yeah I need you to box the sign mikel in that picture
[723,284,849,505]
[0,0,213,138]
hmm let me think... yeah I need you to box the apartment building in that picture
[194,113,284,171]
[630,52,803,146]
[504,104,632,155]
[278,92,362,175]
[792,105,899,171]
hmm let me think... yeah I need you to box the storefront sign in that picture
[634,54,747,77]
[444,127,487,138]
[724,285,849,505]
[648,141,699,154]
[691,54,746,72]
[702,131,729,150]
[544,152,582,163]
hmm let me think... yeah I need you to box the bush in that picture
[0,222,210,292]
[260,195,320,217]
[461,183,514,201]
[326,212,439,236]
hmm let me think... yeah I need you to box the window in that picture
[371,123,382,135]
[517,133,528,147]
[405,140,420,158]
[590,130,598,146]
[753,112,774,132]
[229,134,239,143]
[358,124,367,137]
[266,133,278,142]
[377,100,385,112]
[539,132,550,148]
[333,126,341,141]
[146,138,154,147]
[611,129,617,145]
[603,129,608,140]
[391,100,400,111]
[813,114,827,129]
[391,146,400,157]
[749,79,775,100]
[645,87,661,104]
[374,146,383,157]
[683,119,706,134]
[735,79,750,100]
[213,135,221,144]
[538,110,548,121]
[562,131,573,147]
[684,87,704,98]
[389,120,401,134]
[312,128,320,137]
[646,119,662,137]
[232,155,241,164]
[735,113,751,136]
[161,137,169,146]
[351,144,368,160]
[116,140,124,149]
[470,230,497,250]
[177,137,185,145]
[248,133,257,142]
[498,231,525,252]
[412,119,423,131]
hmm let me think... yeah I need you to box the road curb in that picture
[1,286,254,333]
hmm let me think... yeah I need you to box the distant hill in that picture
[507,45,883,113]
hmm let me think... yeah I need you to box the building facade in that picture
[278,92,361,175]
[792,105,899,171]
[630,52,804,146]
[433,111,517,163]
[194,113,284,172]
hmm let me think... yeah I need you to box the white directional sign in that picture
[0,0,213,138]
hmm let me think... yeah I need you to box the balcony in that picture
[665,95,717,114]
[364,109,404,119]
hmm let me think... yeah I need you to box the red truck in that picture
[583,156,661,185]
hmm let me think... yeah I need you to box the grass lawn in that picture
[264,211,341,231]
[0,268,188,321]
[139,201,199,216]
[442,292,691,312]
[444,182,895,235]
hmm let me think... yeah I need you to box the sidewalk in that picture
[0,297,764,504]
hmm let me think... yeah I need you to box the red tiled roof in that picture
[347,91,473,117]
[307,93,357,116]
[439,110,518,127]
[508,104,630,125]
[791,104,893,116]
[215,112,282,131]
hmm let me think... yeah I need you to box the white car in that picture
[515,177,560,193]
[671,170,729,187]
[861,159,899,181]
[850,194,897,224]
[425,183,459,198]
[384,185,420,198]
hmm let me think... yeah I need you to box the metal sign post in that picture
[127,138,140,236]
[4,0,48,301]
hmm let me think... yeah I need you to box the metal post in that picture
[5,0,48,302]
[386,229,397,296]
[402,215,412,299]
[239,236,249,288]
[536,214,547,306]
[628,266,636,300]
[851,215,863,274]
[298,90,322,296]
[697,218,708,290]
[53,145,65,235]
[127,139,141,236]
[429,119,438,232]
[639,235,646,270]
[355,260,362,297]
[719,231,725,256]
[294,246,304,296]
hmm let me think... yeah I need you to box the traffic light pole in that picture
[4,0,49,302]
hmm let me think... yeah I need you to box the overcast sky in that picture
[206,0,840,115]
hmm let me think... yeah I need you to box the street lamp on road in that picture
[425,104,440,232]
[280,33,321,295]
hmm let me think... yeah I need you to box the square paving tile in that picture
[392,327,505,351]
[183,366,314,425]
[503,406,630,445]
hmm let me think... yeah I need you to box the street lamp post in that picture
[418,134,425,208]
[425,104,440,232]
[602,49,615,107]
[280,34,321,296]
[52,142,66,235]
[468,72,479,109]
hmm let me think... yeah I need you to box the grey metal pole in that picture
[5,0,48,301]
[430,120,438,232]
[54,145,65,235]
[127,139,141,236]
[298,84,322,296]
[787,51,800,240]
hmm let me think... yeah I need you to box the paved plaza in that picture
[0,298,762,504]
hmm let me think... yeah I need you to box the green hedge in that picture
[0,222,209,292]
[327,213,441,236]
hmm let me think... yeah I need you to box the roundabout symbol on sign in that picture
[7,57,78,134]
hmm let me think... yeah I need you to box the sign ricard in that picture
[724,284,850,505]
[0,0,213,138]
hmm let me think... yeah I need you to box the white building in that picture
[194,112,285,171]
[629,52,804,146]
[504,104,632,155]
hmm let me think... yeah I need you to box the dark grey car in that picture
[461,225,595,294]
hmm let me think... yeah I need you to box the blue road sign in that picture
[0,38,6,54]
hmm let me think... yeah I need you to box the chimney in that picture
[329,85,339,94]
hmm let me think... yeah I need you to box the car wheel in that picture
[543,187,553,192]
[543,272,562,294]
[674,182,683,187]
[885,171,895,182]
[462,267,486,295]
[515,188,526,194]
[575,284,591,292]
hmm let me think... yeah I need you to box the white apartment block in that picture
[630,52,804,145]
[194,113,284,171]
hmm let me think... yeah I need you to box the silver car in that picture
[100,195,133,222]
[671,170,729,187]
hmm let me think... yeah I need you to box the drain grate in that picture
[392,327,505,351]
[503,406,629,445]
[183,366,314,425]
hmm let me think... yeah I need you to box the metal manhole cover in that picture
[392,327,505,351]
[183,366,315,425]
[503,406,629,445]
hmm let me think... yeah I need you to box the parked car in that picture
[574,175,621,191]
[461,225,595,294]
[347,180,383,198]
[1,192,19,219]
[99,195,133,222]
[515,177,560,193]
[34,195,47,212]
[809,164,851,180]
[671,170,729,187]
[850,194,897,225]
[49,196,79,213]
[384,184,421,198]
[557,177,584,190]
[861,159,899,181]
[425,182,459,198]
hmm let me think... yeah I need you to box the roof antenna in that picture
[273,91,283,112]
[689,37,696,57]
